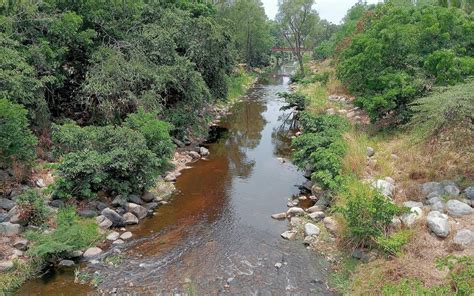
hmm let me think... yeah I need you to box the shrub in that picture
[376,229,413,256]
[0,98,37,169]
[278,92,308,111]
[26,206,102,258]
[16,190,49,226]
[337,179,402,248]
[292,113,349,190]
[52,123,163,199]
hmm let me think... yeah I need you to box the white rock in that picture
[281,231,297,240]
[123,212,139,225]
[306,205,324,213]
[308,211,325,221]
[453,229,474,247]
[446,200,473,217]
[274,262,282,269]
[401,207,423,227]
[286,207,305,217]
[367,146,375,157]
[83,247,102,259]
[304,223,320,237]
[0,261,14,271]
[426,211,450,238]
[199,147,209,156]
[107,231,120,241]
[120,231,132,240]
[371,179,394,197]
[290,217,303,227]
[0,222,21,236]
[271,212,287,220]
[323,217,338,234]
[35,178,46,188]
[112,239,124,245]
[126,203,148,220]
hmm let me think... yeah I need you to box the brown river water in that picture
[17,65,333,295]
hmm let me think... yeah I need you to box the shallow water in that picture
[17,65,332,295]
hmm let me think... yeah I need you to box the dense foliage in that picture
[16,190,49,226]
[292,112,349,190]
[336,3,474,121]
[0,98,38,169]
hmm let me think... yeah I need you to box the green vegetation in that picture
[26,206,102,258]
[225,69,255,103]
[16,190,49,226]
[0,258,44,294]
[336,2,474,121]
[0,98,37,171]
[279,92,308,111]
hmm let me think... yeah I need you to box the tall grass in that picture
[225,69,254,103]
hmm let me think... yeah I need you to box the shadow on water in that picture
[17,64,333,295]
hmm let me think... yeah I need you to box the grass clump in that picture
[376,230,413,257]
[225,68,254,103]
[0,258,44,294]
[26,206,102,259]
[16,189,49,226]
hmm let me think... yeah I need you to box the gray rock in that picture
[8,206,21,224]
[127,195,143,205]
[144,202,159,211]
[274,262,282,269]
[83,247,102,259]
[77,209,98,218]
[323,217,338,234]
[122,212,139,225]
[290,217,303,227]
[271,212,287,220]
[0,222,21,236]
[403,201,423,209]
[126,203,147,220]
[101,208,125,227]
[0,213,9,222]
[141,192,156,203]
[173,138,185,148]
[306,205,324,213]
[111,196,127,207]
[164,174,177,182]
[426,211,450,238]
[112,239,124,245]
[13,238,28,251]
[286,207,305,217]
[308,211,325,221]
[401,207,423,227]
[66,250,83,258]
[444,184,460,197]
[464,186,474,200]
[0,261,14,271]
[367,146,375,157]
[281,231,297,240]
[304,223,320,237]
[0,198,15,211]
[446,200,473,217]
[302,180,313,192]
[453,229,474,247]
[107,231,120,241]
[421,182,444,197]
[326,108,335,115]
[315,196,331,208]
[188,151,201,160]
[58,260,75,267]
[96,215,113,229]
[352,249,369,262]
[390,217,402,230]
[120,231,132,240]
[50,199,65,208]
[199,147,209,156]
[371,179,394,197]
[35,178,46,188]
[96,202,108,211]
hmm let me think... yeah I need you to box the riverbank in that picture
[276,59,473,294]
[0,69,258,294]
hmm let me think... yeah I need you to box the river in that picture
[17,65,332,295]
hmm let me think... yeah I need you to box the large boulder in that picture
[304,223,320,237]
[0,198,15,211]
[83,247,102,259]
[453,229,474,247]
[0,222,21,236]
[141,192,156,203]
[426,211,450,238]
[122,212,139,225]
[446,200,473,217]
[421,182,444,197]
[100,208,125,227]
[125,203,147,220]
[427,196,445,212]
[96,215,113,229]
[127,195,143,205]
[286,207,305,217]
[371,179,394,198]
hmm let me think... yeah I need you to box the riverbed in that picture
[17,65,332,295]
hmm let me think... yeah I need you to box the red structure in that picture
[271,47,311,52]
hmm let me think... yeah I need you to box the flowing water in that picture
[17,65,332,295]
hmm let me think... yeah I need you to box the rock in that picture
[96,202,108,211]
[304,223,320,237]
[120,232,132,240]
[367,146,375,157]
[371,179,394,198]
[144,202,159,211]
[290,217,303,227]
[453,229,474,247]
[287,200,299,207]
[0,213,9,223]
[464,186,474,200]
[426,211,450,238]
[107,231,120,241]
[271,212,287,220]
[188,151,201,160]
[304,165,313,179]
[315,196,331,208]
[77,209,98,218]
[58,260,75,267]
[302,180,313,192]
[0,261,14,271]
[141,192,156,203]
[101,208,125,227]
[446,200,473,217]
[199,147,209,157]
[352,249,369,262]
[421,182,444,197]
[173,138,185,148]
[308,211,325,221]
[13,238,28,251]
[112,239,124,245]
[112,196,127,207]
[384,177,395,185]
[286,207,305,217]
[403,201,424,209]
[390,217,402,230]
[0,198,15,211]
[281,231,297,240]
[66,250,83,258]
[83,247,102,259]
[8,206,21,224]
[50,199,65,208]
[0,222,21,236]
[307,205,324,213]
[326,108,335,115]
[274,262,282,269]
[122,212,139,225]
[401,207,423,227]
[444,184,460,197]
[127,195,143,205]
[126,203,147,220]
[323,217,338,234]
[96,215,113,229]
[164,174,177,182]
[35,178,46,188]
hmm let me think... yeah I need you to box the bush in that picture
[26,206,102,258]
[292,113,349,190]
[337,179,402,248]
[0,98,37,169]
[52,123,164,199]
[16,190,49,226]
[336,4,474,121]
[376,229,412,256]
[278,92,308,111]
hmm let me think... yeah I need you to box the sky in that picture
[261,0,383,24]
